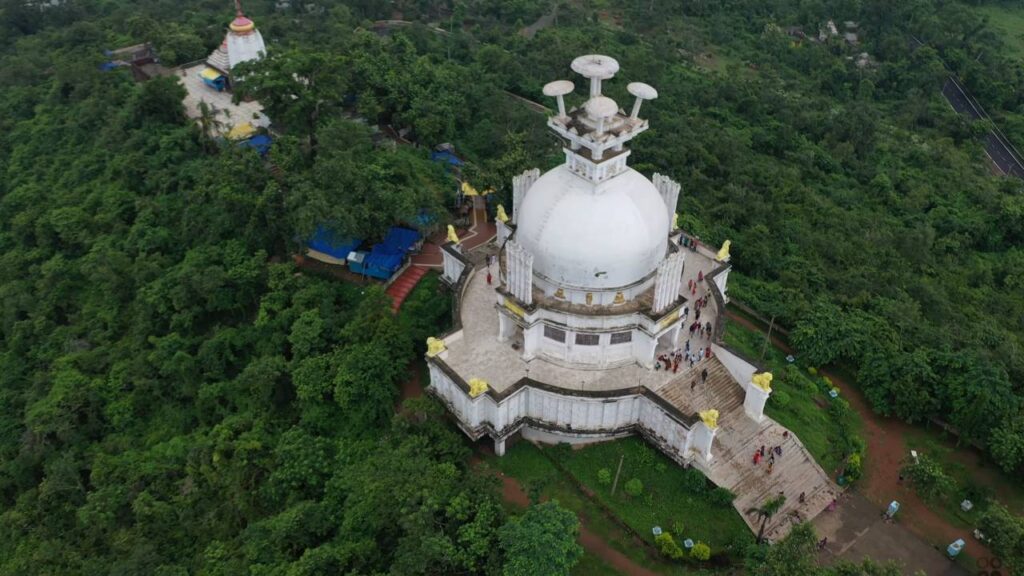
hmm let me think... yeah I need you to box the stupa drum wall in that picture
[427,357,698,461]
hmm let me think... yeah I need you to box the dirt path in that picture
[725,310,993,561]
[493,467,661,576]
[397,361,424,406]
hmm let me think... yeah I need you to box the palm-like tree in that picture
[748,494,786,544]
[196,101,227,150]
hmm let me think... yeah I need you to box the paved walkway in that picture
[411,196,494,268]
[176,63,268,136]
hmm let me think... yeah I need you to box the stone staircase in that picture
[653,356,838,541]
[385,265,428,312]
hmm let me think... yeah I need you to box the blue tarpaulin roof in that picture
[308,225,361,259]
[363,244,404,273]
[430,150,463,166]
[381,226,421,253]
[239,134,272,155]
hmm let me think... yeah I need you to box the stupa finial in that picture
[541,54,658,180]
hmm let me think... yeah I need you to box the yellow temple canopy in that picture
[227,122,257,140]
[200,67,225,81]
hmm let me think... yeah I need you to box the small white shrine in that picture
[426,55,838,541]
[206,0,266,80]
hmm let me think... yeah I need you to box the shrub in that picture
[709,487,736,506]
[655,462,667,473]
[828,397,851,420]
[624,478,643,497]
[843,452,862,482]
[635,445,655,467]
[679,468,707,493]
[903,454,954,501]
[978,503,1024,575]
[691,541,711,561]
[771,389,791,407]
[671,520,685,535]
[807,367,818,376]
[597,468,611,486]
[655,532,685,560]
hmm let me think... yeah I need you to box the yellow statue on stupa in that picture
[716,240,731,262]
[752,372,773,392]
[426,337,446,357]
[468,378,489,398]
[699,409,720,429]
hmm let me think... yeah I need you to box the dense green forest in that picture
[1,0,1024,573]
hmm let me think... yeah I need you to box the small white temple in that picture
[426,54,838,541]
[205,0,266,85]
[175,0,269,137]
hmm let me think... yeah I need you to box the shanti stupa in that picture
[426,54,839,541]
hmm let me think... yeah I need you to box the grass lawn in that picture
[554,437,753,559]
[722,319,863,476]
[487,442,741,575]
[975,3,1024,62]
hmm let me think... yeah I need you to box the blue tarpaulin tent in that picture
[380,226,421,253]
[350,245,404,280]
[308,225,361,260]
[238,134,272,155]
[429,149,463,167]
[347,227,421,280]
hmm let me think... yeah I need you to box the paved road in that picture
[941,76,1024,178]
[814,491,968,576]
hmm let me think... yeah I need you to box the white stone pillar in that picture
[496,219,511,247]
[523,324,540,361]
[653,251,685,314]
[744,384,770,422]
[690,421,717,464]
[512,168,540,224]
[744,374,773,422]
[714,266,731,303]
[494,436,506,456]
[505,240,534,305]
[637,331,657,367]
[497,310,514,342]
[653,173,681,226]
[441,244,465,285]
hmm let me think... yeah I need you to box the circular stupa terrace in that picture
[437,237,726,394]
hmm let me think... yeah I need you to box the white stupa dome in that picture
[515,164,669,290]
